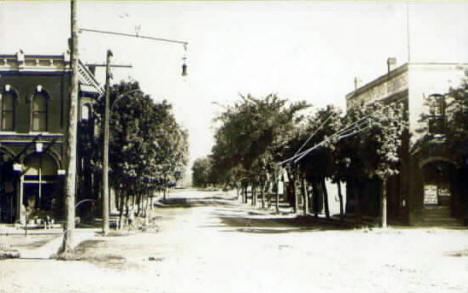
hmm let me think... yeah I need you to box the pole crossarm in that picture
[79,28,189,46]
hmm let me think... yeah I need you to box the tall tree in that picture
[94,81,188,228]
[211,94,308,209]
[339,102,407,227]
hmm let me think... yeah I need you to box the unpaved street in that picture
[1,189,468,293]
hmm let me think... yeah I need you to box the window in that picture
[32,93,48,131]
[428,94,446,135]
[81,104,90,121]
[1,92,15,131]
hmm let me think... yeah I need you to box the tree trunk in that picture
[321,178,330,219]
[115,189,121,212]
[312,182,319,218]
[143,195,149,218]
[268,181,272,207]
[144,196,149,226]
[294,180,299,215]
[381,178,388,228]
[243,185,248,203]
[136,194,141,217]
[140,194,145,217]
[261,181,266,209]
[118,191,127,230]
[125,193,130,218]
[302,178,309,216]
[337,180,344,221]
[276,180,280,214]
[252,184,256,206]
[59,0,79,255]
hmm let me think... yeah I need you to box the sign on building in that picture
[424,184,438,205]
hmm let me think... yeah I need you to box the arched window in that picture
[428,94,446,135]
[32,93,48,131]
[81,104,91,121]
[1,92,15,131]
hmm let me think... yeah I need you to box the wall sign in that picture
[424,184,438,205]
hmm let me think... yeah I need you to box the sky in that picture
[2,0,468,177]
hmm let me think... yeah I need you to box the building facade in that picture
[0,51,102,224]
[346,59,468,226]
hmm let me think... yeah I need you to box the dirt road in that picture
[1,189,468,293]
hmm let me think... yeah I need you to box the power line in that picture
[79,28,189,46]
[279,102,400,166]
[294,112,334,155]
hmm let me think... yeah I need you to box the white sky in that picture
[2,1,468,172]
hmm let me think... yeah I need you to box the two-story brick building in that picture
[345,58,468,226]
[0,51,102,224]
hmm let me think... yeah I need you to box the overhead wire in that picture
[279,102,399,166]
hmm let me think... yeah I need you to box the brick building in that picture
[345,59,468,226]
[0,51,102,224]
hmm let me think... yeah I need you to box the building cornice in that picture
[0,53,70,72]
[346,62,468,101]
[0,51,103,95]
[346,63,408,101]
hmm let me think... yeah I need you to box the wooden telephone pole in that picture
[60,0,79,253]
[102,50,112,235]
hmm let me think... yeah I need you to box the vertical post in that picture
[276,177,280,214]
[38,166,42,205]
[337,180,344,220]
[381,179,388,228]
[102,49,112,236]
[16,174,24,224]
[294,166,299,214]
[61,0,78,253]
[302,178,309,216]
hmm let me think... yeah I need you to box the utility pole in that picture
[102,49,112,235]
[60,0,78,253]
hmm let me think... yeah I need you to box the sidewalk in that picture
[1,225,97,259]
[0,224,63,235]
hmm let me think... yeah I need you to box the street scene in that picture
[2,189,468,293]
[1,1,468,293]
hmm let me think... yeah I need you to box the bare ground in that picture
[1,189,468,293]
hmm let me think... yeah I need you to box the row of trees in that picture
[92,81,188,227]
[193,93,407,227]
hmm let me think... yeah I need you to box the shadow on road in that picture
[218,215,354,233]
[156,197,238,208]
[55,239,129,270]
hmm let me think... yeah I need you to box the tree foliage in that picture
[418,77,468,162]
[93,81,188,225]
[191,157,213,188]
